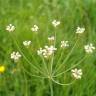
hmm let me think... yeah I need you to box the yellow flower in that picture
[0,65,5,74]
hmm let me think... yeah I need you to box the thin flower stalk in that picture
[53,40,78,75]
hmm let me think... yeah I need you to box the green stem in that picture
[49,80,54,96]
[53,39,78,75]
[22,66,28,96]
[51,29,56,74]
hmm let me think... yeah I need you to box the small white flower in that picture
[31,25,39,32]
[84,43,95,53]
[23,40,31,47]
[11,51,21,62]
[37,48,43,55]
[48,36,55,41]
[61,41,69,48]
[37,45,57,58]
[71,68,82,79]
[6,24,15,32]
[76,27,85,34]
[44,45,57,57]
[52,20,60,27]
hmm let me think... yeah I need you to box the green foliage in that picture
[0,0,96,96]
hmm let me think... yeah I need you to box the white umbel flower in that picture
[76,27,85,34]
[84,43,95,53]
[11,51,21,62]
[48,36,55,41]
[31,25,39,32]
[71,68,82,79]
[23,40,31,47]
[61,41,69,48]
[37,45,57,58]
[6,24,15,32]
[52,20,60,27]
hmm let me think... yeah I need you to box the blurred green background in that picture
[0,0,96,96]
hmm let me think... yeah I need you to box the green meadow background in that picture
[0,0,96,96]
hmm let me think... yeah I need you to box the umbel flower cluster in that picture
[11,51,21,62]
[61,41,69,48]
[23,40,31,47]
[3,19,95,86]
[37,45,57,58]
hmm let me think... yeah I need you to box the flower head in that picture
[37,48,43,55]
[71,68,82,79]
[6,24,15,32]
[31,25,39,32]
[76,27,85,34]
[11,51,21,62]
[23,40,31,47]
[61,41,69,48]
[0,65,5,74]
[84,43,95,53]
[48,36,55,41]
[37,45,57,58]
[52,20,60,27]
